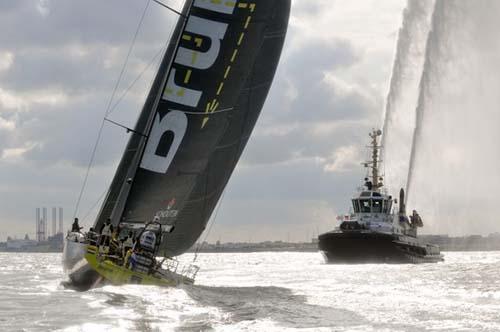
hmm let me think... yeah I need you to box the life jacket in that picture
[102,223,112,237]
[123,236,134,248]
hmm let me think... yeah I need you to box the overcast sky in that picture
[0,0,406,242]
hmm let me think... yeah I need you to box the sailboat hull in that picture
[318,231,444,264]
[62,232,87,272]
[62,234,103,291]
[84,245,195,287]
[63,258,103,291]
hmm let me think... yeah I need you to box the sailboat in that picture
[63,0,291,290]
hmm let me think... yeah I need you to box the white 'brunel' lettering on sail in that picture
[142,2,236,174]
[194,0,237,14]
[164,68,202,107]
[175,16,228,70]
[140,111,188,173]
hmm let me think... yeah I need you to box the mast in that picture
[367,129,383,191]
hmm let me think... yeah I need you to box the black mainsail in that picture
[94,0,290,256]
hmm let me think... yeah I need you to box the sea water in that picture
[1,251,500,331]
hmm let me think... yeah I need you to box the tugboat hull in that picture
[318,231,443,264]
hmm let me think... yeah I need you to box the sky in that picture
[0,0,407,242]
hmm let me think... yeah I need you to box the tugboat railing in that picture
[162,257,179,273]
[181,264,200,281]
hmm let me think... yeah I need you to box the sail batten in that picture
[94,0,290,257]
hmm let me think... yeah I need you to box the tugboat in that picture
[318,130,443,264]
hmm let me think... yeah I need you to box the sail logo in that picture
[166,198,176,209]
[155,198,179,219]
[141,0,239,174]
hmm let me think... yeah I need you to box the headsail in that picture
[94,0,291,256]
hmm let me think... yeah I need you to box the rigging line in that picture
[152,0,187,18]
[193,188,227,263]
[104,118,148,138]
[154,0,269,24]
[72,0,151,219]
[73,118,106,220]
[80,187,109,224]
[175,107,234,115]
[107,42,168,116]
[105,0,151,117]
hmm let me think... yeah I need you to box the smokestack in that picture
[58,207,63,234]
[399,188,406,215]
[52,207,57,236]
[36,208,40,242]
[42,207,47,241]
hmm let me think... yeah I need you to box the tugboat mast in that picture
[367,129,383,191]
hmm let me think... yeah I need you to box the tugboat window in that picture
[352,200,360,213]
[360,199,371,213]
[372,199,382,213]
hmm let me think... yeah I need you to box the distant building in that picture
[2,231,63,252]
[6,237,38,250]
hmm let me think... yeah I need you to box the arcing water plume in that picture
[407,0,500,235]
[381,0,435,195]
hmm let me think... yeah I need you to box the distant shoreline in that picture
[0,248,62,253]
[2,248,500,254]
[2,234,500,253]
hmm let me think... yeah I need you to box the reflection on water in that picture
[185,285,364,328]
[1,252,500,331]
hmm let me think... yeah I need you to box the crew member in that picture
[410,210,423,227]
[99,218,114,252]
[127,250,138,270]
[110,224,122,255]
[122,231,135,258]
[71,218,82,233]
[139,228,156,255]
[88,227,98,245]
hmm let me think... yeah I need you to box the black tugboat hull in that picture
[318,231,443,264]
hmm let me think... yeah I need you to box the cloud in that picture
[0,52,14,72]
[238,32,380,169]
[1,144,35,161]
[323,145,362,173]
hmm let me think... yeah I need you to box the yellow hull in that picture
[84,245,192,287]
